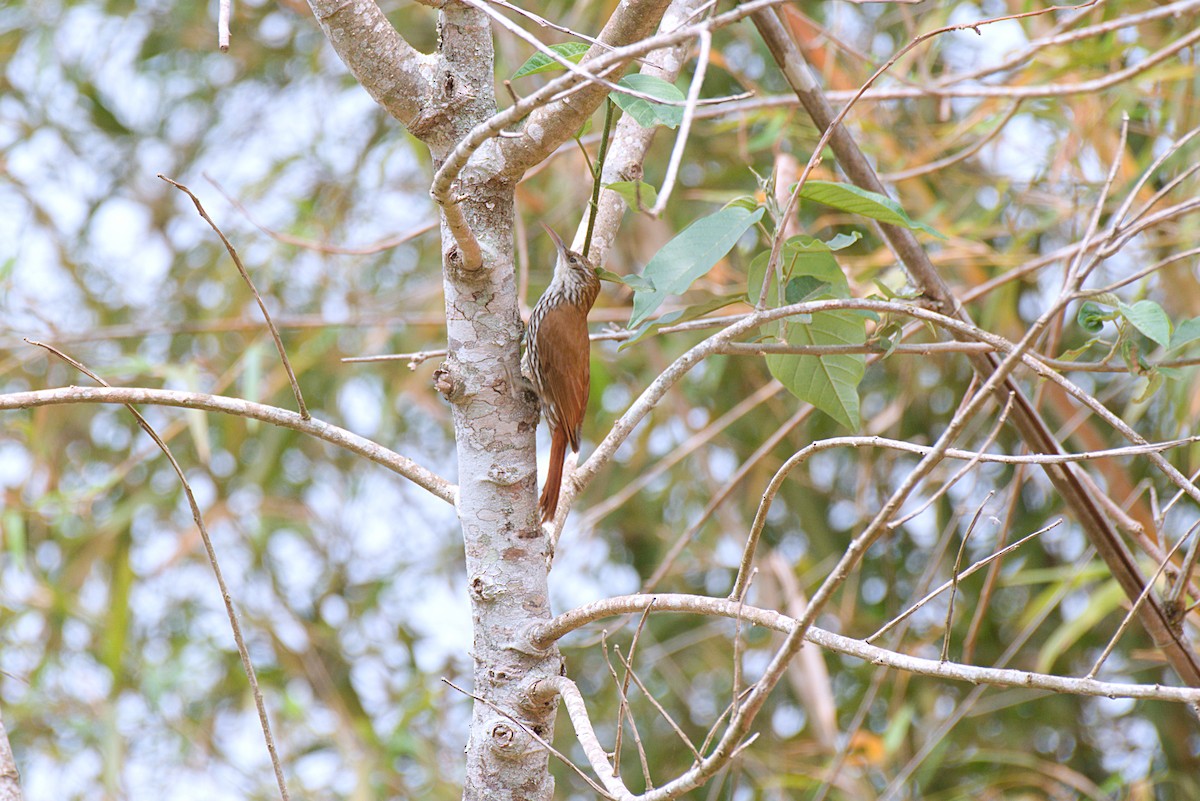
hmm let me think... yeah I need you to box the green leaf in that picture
[785,276,830,304]
[747,235,853,307]
[1119,338,1150,375]
[1169,316,1200,350]
[767,309,865,429]
[512,42,590,79]
[629,205,763,327]
[798,181,945,239]
[604,180,658,210]
[1076,301,1114,334]
[1058,338,1103,361]
[595,267,628,284]
[621,296,742,349]
[612,74,685,129]
[621,273,655,293]
[1118,300,1171,348]
[823,231,863,251]
[1158,366,1184,380]
[726,195,763,213]
[871,277,921,300]
[746,237,864,428]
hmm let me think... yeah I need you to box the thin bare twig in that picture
[730,567,754,718]
[878,550,1104,801]
[2,383,457,504]
[1088,520,1200,679]
[218,0,230,50]
[206,174,437,255]
[601,632,646,784]
[28,341,290,801]
[872,519,1061,643]
[879,100,1023,182]
[613,647,701,763]
[159,174,310,421]
[615,600,657,783]
[580,380,782,527]
[528,593,1200,704]
[650,28,711,215]
[940,493,993,663]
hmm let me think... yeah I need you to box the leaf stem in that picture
[583,98,616,260]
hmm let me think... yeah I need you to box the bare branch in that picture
[528,593,1200,705]
[497,0,675,177]
[159,174,311,421]
[306,0,434,130]
[649,28,710,215]
[527,676,633,800]
[869,520,1062,643]
[613,646,701,763]
[1088,521,1200,679]
[754,0,1200,686]
[940,494,992,663]
[0,384,457,505]
[217,0,231,51]
[441,678,616,800]
[27,341,292,801]
[0,710,24,801]
[205,174,438,255]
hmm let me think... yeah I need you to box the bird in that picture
[522,223,601,523]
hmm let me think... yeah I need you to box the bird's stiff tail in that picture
[539,429,569,523]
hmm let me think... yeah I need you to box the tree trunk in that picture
[425,7,564,800]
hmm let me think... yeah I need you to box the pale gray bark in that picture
[0,713,22,801]
[303,1,676,797]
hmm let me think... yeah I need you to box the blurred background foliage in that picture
[2,0,1200,798]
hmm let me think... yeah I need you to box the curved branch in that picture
[430,0,786,220]
[528,593,1200,705]
[497,0,675,177]
[0,386,457,505]
[529,593,1200,800]
[583,0,709,266]
[306,0,435,132]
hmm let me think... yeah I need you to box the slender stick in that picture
[584,99,617,259]
[28,341,291,801]
[159,175,311,421]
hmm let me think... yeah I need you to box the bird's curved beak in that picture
[541,222,569,258]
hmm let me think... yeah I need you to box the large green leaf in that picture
[767,313,865,429]
[798,181,945,239]
[628,204,763,327]
[1118,300,1171,348]
[612,74,685,129]
[747,237,865,429]
[512,42,590,79]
